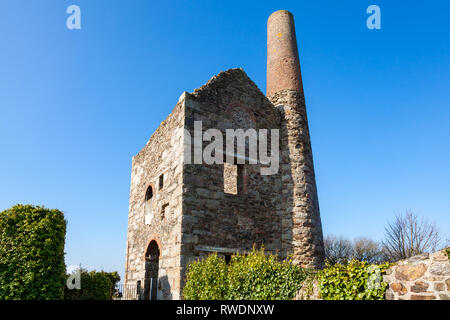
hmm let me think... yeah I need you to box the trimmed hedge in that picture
[183,248,307,300]
[317,260,390,300]
[0,204,67,300]
[64,269,120,300]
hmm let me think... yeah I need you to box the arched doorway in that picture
[143,240,160,300]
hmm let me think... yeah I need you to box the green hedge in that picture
[182,253,228,300]
[64,269,120,300]
[183,249,390,300]
[183,248,307,300]
[317,260,390,300]
[0,204,67,300]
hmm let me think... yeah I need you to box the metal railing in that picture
[113,279,158,300]
[113,283,141,300]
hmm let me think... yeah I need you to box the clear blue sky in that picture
[1,1,449,278]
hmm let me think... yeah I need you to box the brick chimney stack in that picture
[267,10,303,97]
[267,10,325,269]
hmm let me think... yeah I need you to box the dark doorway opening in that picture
[143,240,160,300]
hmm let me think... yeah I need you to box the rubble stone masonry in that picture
[269,89,325,268]
[383,248,450,300]
[125,98,185,300]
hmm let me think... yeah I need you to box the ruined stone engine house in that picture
[125,10,325,300]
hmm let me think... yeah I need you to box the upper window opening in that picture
[161,203,169,220]
[224,163,237,195]
[145,185,153,201]
[159,174,164,190]
[144,185,154,225]
[224,163,245,195]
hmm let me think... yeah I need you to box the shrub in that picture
[64,269,120,300]
[0,204,67,300]
[227,248,306,300]
[183,247,307,300]
[317,260,390,300]
[182,253,228,300]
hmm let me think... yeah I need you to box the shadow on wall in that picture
[158,275,172,300]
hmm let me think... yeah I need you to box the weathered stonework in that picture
[383,248,450,300]
[125,98,185,300]
[267,10,325,268]
[269,90,325,268]
[124,10,325,299]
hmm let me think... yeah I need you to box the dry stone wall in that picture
[383,248,450,300]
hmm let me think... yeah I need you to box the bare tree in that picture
[324,235,353,264]
[325,235,386,264]
[382,211,442,262]
[352,237,383,264]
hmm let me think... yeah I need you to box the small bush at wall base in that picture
[0,204,67,300]
[182,253,228,300]
[183,247,307,300]
[317,260,390,300]
[227,249,307,300]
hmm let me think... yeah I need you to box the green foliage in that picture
[227,249,307,300]
[446,248,450,261]
[182,253,228,300]
[183,247,307,300]
[0,204,67,300]
[317,260,390,300]
[296,272,319,300]
[64,269,121,300]
[105,271,121,296]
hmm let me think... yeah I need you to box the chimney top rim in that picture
[268,10,293,21]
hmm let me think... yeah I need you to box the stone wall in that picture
[125,97,185,300]
[383,248,450,300]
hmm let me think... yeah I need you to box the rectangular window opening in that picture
[224,163,245,195]
[224,163,237,194]
[159,174,164,190]
[161,203,169,220]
